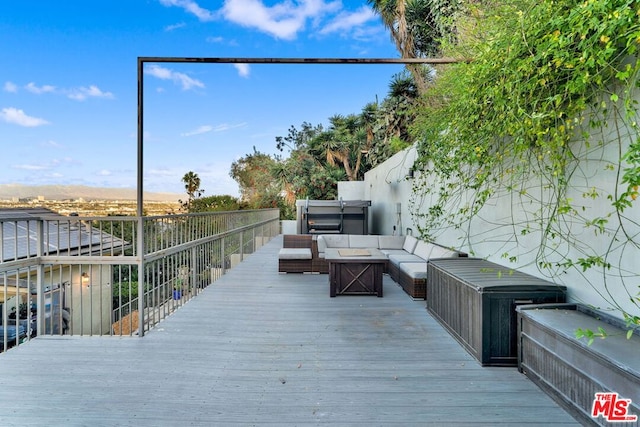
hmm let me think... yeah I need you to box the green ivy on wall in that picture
[410,0,640,328]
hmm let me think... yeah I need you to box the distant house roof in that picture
[1,208,129,262]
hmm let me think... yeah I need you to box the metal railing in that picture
[0,209,279,351]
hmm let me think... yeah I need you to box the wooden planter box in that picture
[517,303,640,426]
[427,258,566,366]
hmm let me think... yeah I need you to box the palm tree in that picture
[367,0,427,93]
[181,171,204,210]
[367,0,461,94]
[315,115,369,181]
[270,162,297,206]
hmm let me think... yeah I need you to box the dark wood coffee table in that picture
[324,248,388,297]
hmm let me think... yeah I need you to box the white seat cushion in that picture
[380,248,408,257]
[412,241,458,260]
[278,248,312,260]
[402,235,419,253]
[316,235,350,255]
[399,262,428,279]
[429,245,457,259]
[388,253,424,266]
[378,235,405,250]
[412,240,439,260]
[349,235,380,249]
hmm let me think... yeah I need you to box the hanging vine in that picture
[410,0,640,328]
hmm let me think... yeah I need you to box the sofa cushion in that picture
[278,248,312,260]
[411,241,458,260]
[378,235,405,250]
[412,240,439,260]
[388,253,424,266]
[349,235,380,249]
[399,262,428,279]
[402,235,419,253]
[380,248,408,257]
[429,245,457,259]
[316,235,350,254]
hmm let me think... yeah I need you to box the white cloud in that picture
[159,0,378,42]
[221,0,340,40]
[25,82,57,94]
[147,168,176,177]
[67,85,115,101]
[158,0,216,21]
[165,22,186,31]
[3,82,114,101]
[145,64,205,91]
[181,122,247,136]
[182,125,214,136]
[4,82,18,93]
[319,6,376,35]
[41,140,64,148]
[98,169,112,176]
[214,122,247,131]
[0,107,50,127]
[234,63,250,77]
[12,163,49,171]
[206,36,239,46]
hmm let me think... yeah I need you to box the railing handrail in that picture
[1,208,280,350]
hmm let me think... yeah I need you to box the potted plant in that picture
[172,278,183,300]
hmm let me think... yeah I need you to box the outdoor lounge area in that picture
[0,235,580,425]
[278,233,466,299]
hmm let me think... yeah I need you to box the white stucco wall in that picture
[337,181,366,200]
[363,147,418,236]
[360,133,639,320]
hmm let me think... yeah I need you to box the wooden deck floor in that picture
[0,236,579,426]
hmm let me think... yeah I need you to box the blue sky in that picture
[0,1,403,197]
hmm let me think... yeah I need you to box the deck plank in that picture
[0,236,579,426]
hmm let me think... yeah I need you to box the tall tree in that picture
[229,147,280,207]
[368,0,427,93]
[180,171,204,211]
[367,0,461,94]
[312,114,369,182]
[189,195,242,213]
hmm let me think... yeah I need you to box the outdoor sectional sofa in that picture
[279,233,465,299]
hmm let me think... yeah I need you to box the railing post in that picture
[190,245,197,297]
[252,227,256,252]
[137,216,145,337]
[137,57,146,337]
[221,237,226,275]
[36,220,45,339]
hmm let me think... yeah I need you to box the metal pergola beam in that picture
[136,55,459,216]
[138,56,462,65]
[135,56,458,335]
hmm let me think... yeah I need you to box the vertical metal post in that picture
[191,246,197,297]
[137,58,146,337]
[36,220,45,338]
[221,237,226,275]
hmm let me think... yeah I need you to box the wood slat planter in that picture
[517,303,640,426]
[427,258,566,366]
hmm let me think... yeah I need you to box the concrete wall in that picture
[362,147,418,236]
[281,220,297,235]
[358,134,639,320]
[337,181,366,200]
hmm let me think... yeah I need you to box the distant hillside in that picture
[0,184,181,202]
